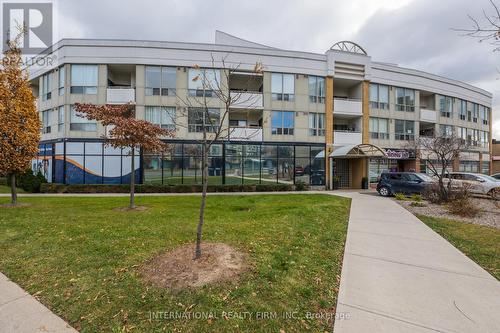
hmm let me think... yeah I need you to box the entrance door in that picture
[335,159,350,188]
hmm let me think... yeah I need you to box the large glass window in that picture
[308,76,325,103]
[395,87,415,112]
[58,66,65,96]
[480,131,489,148]
[480,105,489,125]
[459,100,467,120]
[42,110,51,134]
[395,120,415,140]
[369,83,389,109]
[187,108,220,133]
[438,95,453,118]
[271,111,294,135]
[439,125,454,137]
[472,103,479,123]
[271,73,295,101]
[188,68,220,97]
[70,105,97,131]
[369,117,389,139]
[145,106,175,130]
[145,66,176,96]
[58,106,64,132]
[41,72,51,101]
[308,112,325,136]
[458,127,467,143]
[70,65,98,94]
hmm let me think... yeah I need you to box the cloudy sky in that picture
[54,0,499,138]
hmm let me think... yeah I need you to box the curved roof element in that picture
[330,144,386,158]
[215,31,276,49]
[330,41,367,55]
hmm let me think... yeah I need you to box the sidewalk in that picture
[333,192,500,333]
[0,273,77,333]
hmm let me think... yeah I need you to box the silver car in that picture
[446,172,500,199]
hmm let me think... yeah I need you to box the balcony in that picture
[106,87,135,104]
[420,108,437,123]
[334,131,362,146]
[230,91,263,109]
[334,98,362,116]
[229,127,263,142]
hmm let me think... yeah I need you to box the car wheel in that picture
[378,186,391,197]
[488,188,500,200]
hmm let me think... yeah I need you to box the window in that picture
[480,105,489,125]
[271,73,294,101]
[438,95,453,118]
[466,128,479,146]
[70,65,98,94]
[308,76,325,103]
[467,102,473,122]
[58,106,64,132]
[395,120,415,140]
[308,112,325,136]
[482,161,490,175]
[439,125,454,137]
[145,66,176,96]
[458,127,467,143]
[369,83,389,109]
[42,110,51,134]
[70,105,97,131]
[480,131,489,148]
[187,108,220,132]
[459,100,467,120]
[188,68,220,97]
[459,161,479,173]
[145,106,175,130]
[395,87,415,112]
[41,73,51,101]
[472,103,479,123]
[369,117,389,139]
[58,66,65,96]
[271,111,294,135]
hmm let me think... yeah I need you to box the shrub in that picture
[295,180,309,191]
[40,183,296,194]
[447,197,481,218]
[423,183,444,204]
[410,194,423,202]
[410,201,426,207]
[394,193,407,201]
[16,170,47,193]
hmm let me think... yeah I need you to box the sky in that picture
[53,0,500,138]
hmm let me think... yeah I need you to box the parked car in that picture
[445,172,500,199]
[294,166,305,176]
[377,172,435,197]
[492,173,500,181]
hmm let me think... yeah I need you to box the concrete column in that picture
[362,80,370,144]
[325,76,334,189]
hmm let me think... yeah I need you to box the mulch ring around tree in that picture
[139,243,248,290]
[113,206,149,212]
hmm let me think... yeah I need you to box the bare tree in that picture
[412,135,466,202]
[173,56,263,259]
[455,0,500,52]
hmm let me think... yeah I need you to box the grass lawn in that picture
[418,215,500,280]
[0,194,350,332]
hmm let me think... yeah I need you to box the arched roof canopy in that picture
[330,41,367,55]
[330,144,386,158]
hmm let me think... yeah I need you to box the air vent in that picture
[334,62,365,80]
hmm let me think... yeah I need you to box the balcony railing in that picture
[107,87,135,104]
[229,127,263,142]
[230,91,263,109]
[333,131,362,145]
[333,98,362,116]
[420,108,437,123]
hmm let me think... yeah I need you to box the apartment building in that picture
[30,31,493,189]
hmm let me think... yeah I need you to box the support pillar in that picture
[325,76,334,189]
[362,80,370,144]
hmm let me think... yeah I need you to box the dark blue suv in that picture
[377,172,434,197]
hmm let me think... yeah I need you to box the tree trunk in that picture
[130,147,136,209]
[195,144,209,260]
[10,173,17,205]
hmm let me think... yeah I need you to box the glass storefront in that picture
[37,140,326,186]
[369,158,398,183]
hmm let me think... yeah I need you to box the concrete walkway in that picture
[333,192,500,333]
[0,273,77,333]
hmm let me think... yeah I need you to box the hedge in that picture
[40,183,304,194]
